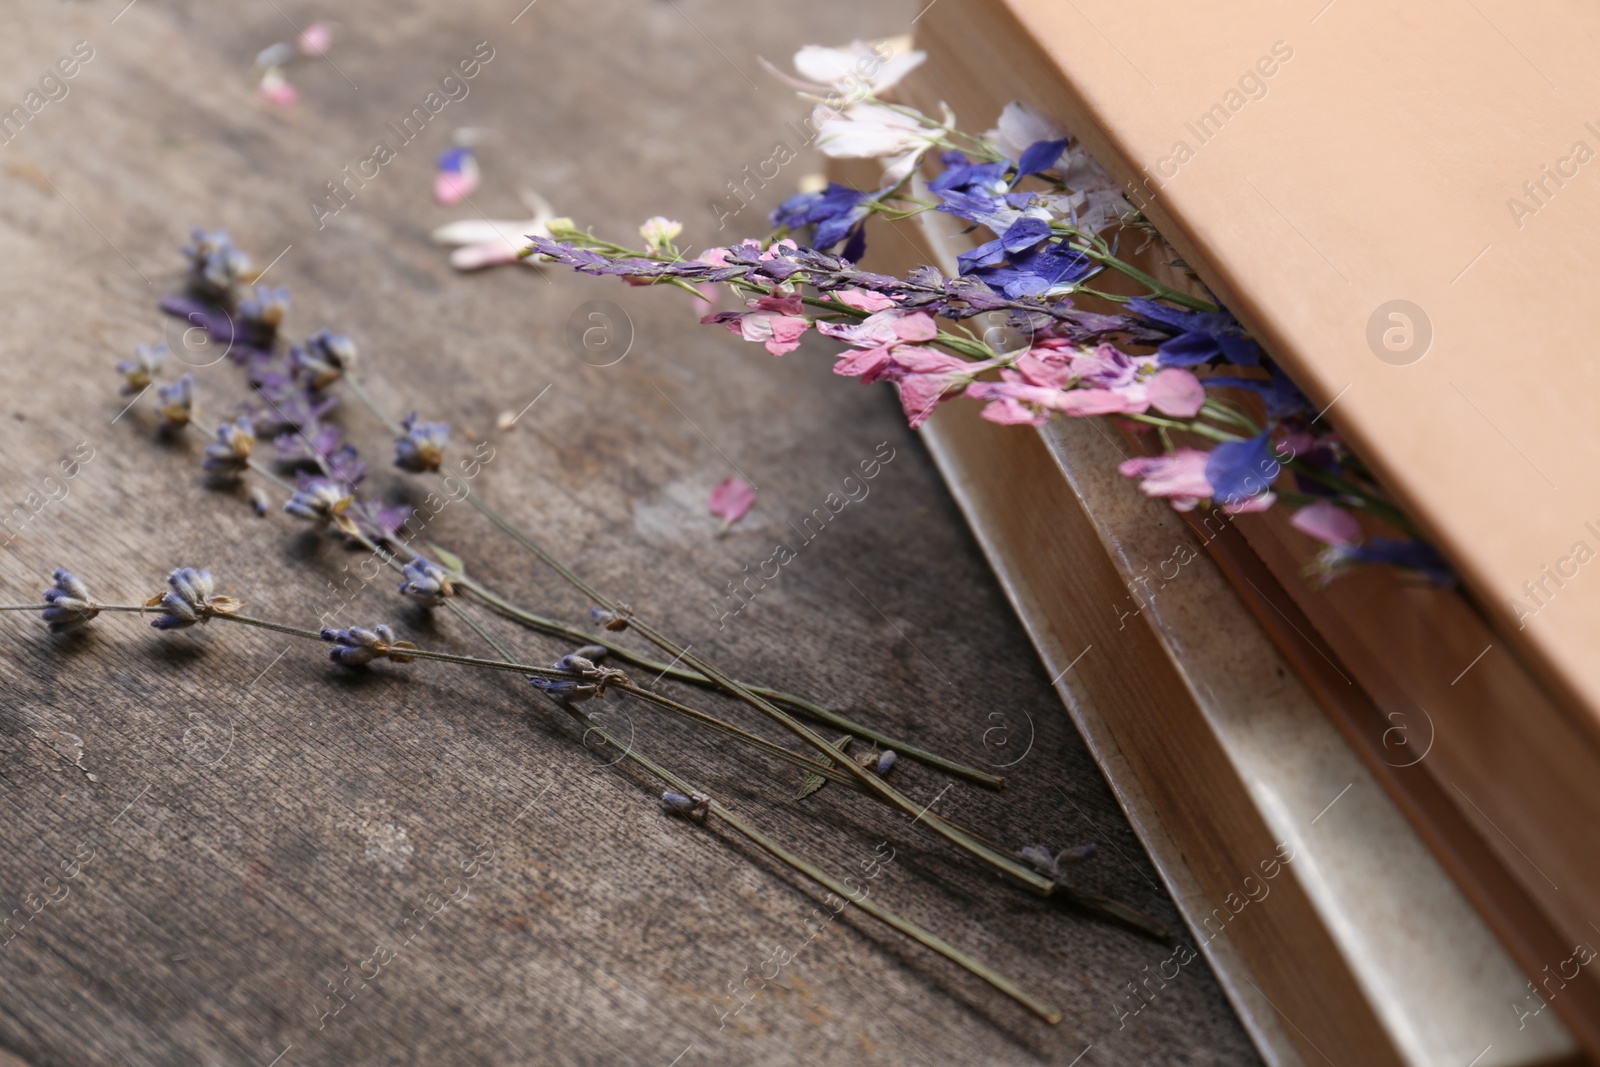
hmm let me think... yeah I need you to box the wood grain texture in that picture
[0,1,1258,1064]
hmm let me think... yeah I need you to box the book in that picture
[818,1,1600,1060]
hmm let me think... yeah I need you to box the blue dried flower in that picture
[397,556,454,608]
[321,624,417,667]
[182,229,252,304]
[1316,539,1455,587]
[41,569,98,634]
[116,343,167,396]
[283,477,353,523]
[771,182,873,251]
[394,413,449,473]
[157,373,195,430]
[875,749,897,775]
[201,416,255,478]
[660,790,710,819]
[292,330,357,390]
[151,567,240,630]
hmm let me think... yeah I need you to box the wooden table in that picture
[0,1,1259,1062]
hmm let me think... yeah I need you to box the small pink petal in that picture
[892,312,938,343]
[890,347,968,375]
[1146,368,1205,418]
[764,315,810,356]
[898,373,958,428]
[692,284,716,319]
[298,21,334,55]
[1014,352,1072,389]
[1118,449,1213,509]
[450,242,523,270]
[1291,501,1360,545]
[834,345,894,379]
[709,477,756,526]
[434,170,480,205]
[977,397,1049,426]
[837,288,895,312]
[1052,386,1146,417]
[257,69,299,107]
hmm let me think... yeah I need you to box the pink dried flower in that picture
[834,288,896,313]
[1117,449,1214,511]
[297,21,334,56]
[703,294,811,356]
[708,477,756,527]
[1146,367,1205,418]
[1291,501,1360,545]
[257,68,298,107]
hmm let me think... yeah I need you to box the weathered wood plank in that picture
[0,1,1259,1063]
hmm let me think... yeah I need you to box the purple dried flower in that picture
[249,486,270,516]
[394,413,448,473]
[321,624,417,667]
[349,501,413,544]
[151,567,240,630]
[660,790,711,819]
[236,285,289,349]
[249,378,338,437]
[274,423,341,469]
[526,652,627,703]
[157,373,194,430]
[292,330,357,389]
[182,229,252,304]
[117,343,167,396]
[273,424,365,487]
[283,477,353,523]
[202,416,255,478]
[397,556,454,608]
[41,569,98,634]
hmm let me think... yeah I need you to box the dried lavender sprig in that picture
[448,570,1005,789]
[236,444,998,791]
[382,562,1064,1019]
[343,373,1052,895]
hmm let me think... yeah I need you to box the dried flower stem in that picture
[450,571,1005,789]
[545,695,1062,1023]
[344,372,1053,895]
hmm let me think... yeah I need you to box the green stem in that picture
[1077,246,1217,312]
